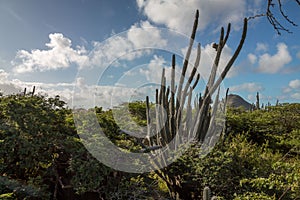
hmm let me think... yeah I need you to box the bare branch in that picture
[278,0,298,26]
[248,0,299,34]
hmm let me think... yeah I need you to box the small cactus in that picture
[203,186,218,200]
[203,186,211,200]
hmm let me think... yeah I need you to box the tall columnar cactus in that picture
[141,9,247,199]
[31,86,36,97]
[145,10,247,146]
[256,91,260,110]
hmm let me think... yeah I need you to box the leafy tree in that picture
[0,94,75,199]
[0,94,166,199]
[0,94,136,199]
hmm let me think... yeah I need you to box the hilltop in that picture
[226,93,253,110]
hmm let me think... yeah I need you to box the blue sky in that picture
[0,0,299,108]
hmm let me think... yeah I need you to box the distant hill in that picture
[226,94,253,110]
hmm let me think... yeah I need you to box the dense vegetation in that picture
[0,93,299,199]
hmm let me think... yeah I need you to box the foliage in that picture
[226,104,300,151]
[147,103,300,199]
[0,94,155,199]
[1,93,300,199]
[0,94,73,199]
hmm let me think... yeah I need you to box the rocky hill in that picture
[226,94,253,110]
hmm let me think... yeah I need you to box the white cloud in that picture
[255,43,268,52]
[137,42,238,95]
[0,83,21,95]
[0,69,22,94]
[247,53,257,64]
[247,93,273,103]
[136,0,259,34]
[199,43,238,79]
[0,69,75,103]
[89,36,134,67]
[0,75,152,109]
[282,87,292,94]
[140,42,238,90]
[11,21,168,74]
[12,33,89,73]
[0,69,9,81]
[139,55,170,83]
[138,42,239,92]
[289,79,300,89]
[72,77,150,109]
[88,20,166,69]
[127,21,167,48]
[279,79,300,102]
[230,82,264,93]
[0,74,115,109]
[257,43,292,74]
[291,93,300,100]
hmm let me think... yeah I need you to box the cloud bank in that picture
[230,82,264,93]
[136,0,261,34]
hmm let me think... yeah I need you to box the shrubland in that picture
[0,94,299,199]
